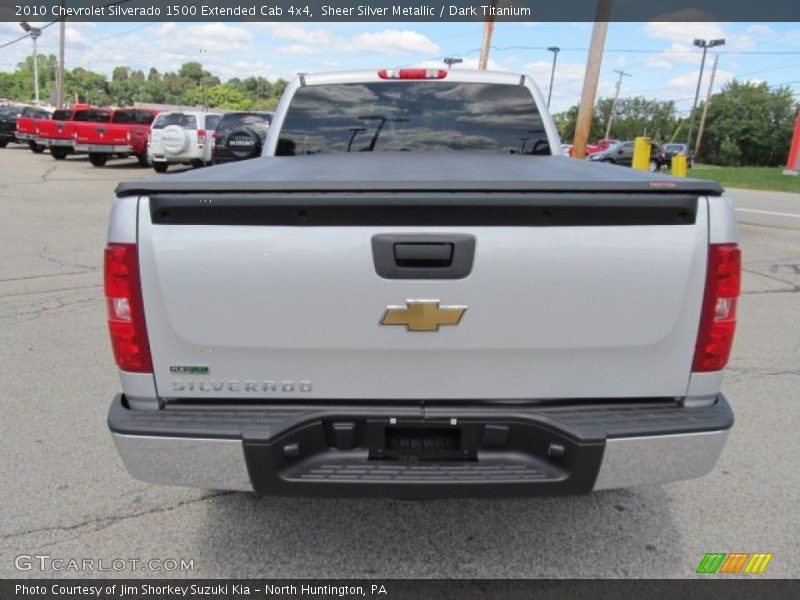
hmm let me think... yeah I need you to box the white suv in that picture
[147,111,222,173]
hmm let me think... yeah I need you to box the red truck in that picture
[15,106,53,153]
[36,105,110,160]
[73,108,159,167]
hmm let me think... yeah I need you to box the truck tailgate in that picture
[75,122,127,145]
[123,154,716,402]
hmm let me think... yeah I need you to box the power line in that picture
[0,0,132,50]
[88,21,158,44]
[0,32,32,50]
[487,44,800,56]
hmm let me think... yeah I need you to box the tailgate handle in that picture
[372,234,475,280]
[394,243,453,267]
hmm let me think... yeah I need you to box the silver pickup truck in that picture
[105,69,739,497]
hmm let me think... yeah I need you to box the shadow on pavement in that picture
[198,486,682,577]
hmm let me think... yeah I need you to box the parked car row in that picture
[563,139,694,171]
[0,104,273,173]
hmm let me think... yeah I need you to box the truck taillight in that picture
[197,129,206,148]
[692,243,741,372]
[104,243,152,373]
[378,68,447,80]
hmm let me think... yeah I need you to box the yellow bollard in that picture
[672,154,688,177]
[632,136,651,171]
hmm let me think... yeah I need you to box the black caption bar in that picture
[3,0,799,22]
[4,580,800,600]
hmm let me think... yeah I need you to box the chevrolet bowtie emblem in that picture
[380,300,467,332]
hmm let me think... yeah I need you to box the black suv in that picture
[1,105,51,149]
[213,112,273,164]
[0,105,22,147]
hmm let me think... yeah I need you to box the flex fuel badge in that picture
[170,366,209,375]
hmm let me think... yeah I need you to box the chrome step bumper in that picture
[109,394,733,496]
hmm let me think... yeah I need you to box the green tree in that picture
[112,66,129,82]
[555,96,681,147]
[0,58,287,110]
[697,80,796,166]
[553,104,604,143]
[186,83,253,110]
[65,67,110,106]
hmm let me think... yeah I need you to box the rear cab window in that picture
[112,110,155,125]
[73,109,111,123]
[203,115,222,130]
[276,82,548,156]
[52,109,72,121]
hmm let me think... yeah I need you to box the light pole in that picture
[444,57,463,70]
[686,38,725,151]
[546,46,560,108]
[19,22,42,104]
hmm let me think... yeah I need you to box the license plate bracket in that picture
[367,421,477,461]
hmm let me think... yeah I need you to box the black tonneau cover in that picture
[116,153,724,197]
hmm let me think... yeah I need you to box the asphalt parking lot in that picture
[0,146,798,579]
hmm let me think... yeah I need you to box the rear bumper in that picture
[37,137,73,148]
[108,394,733,497]
[75,143,132,153]
[149,151,204,164]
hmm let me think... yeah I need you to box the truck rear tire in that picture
[51,148,69,160]
[89,153,108,167]
[0,139,8,148]
[136,153,149,167]
[29,141,45,154]
[153,162,168,173]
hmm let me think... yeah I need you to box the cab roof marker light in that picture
[378,69,448,80]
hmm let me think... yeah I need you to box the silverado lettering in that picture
[171,380,313,393]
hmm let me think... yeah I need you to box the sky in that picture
[0,20,799,114]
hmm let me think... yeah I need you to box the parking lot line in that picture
[735,208,800,219]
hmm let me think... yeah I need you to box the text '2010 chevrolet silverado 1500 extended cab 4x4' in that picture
[106,69,739,497]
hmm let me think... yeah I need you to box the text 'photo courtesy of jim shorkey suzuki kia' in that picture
[105,68,740,498]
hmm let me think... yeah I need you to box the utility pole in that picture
[58,13,65,108]
[694,54,718,159]
[478,0,498,70]
[546,46,560,108]
[572,0,612,159]
[686,38,725,150]
[604,68,631,139]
